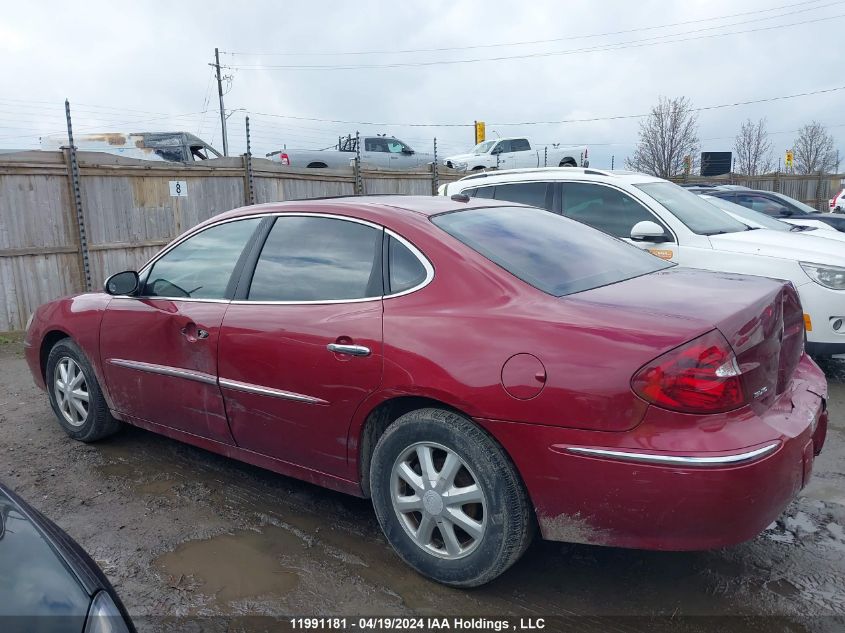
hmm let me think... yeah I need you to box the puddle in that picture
[155,526,302,604]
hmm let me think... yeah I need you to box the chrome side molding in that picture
[565,442,780,466]
[107,358,217,386]
[218,377,329,405]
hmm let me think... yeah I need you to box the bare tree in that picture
[733,118,773,175]
[626,96,699,178]
[793,121,836,174]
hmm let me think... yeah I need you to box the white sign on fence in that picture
[169,180,188,197]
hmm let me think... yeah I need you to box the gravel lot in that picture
[1,337,844,633]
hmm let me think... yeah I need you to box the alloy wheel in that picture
[53,357,89,427]
[390,441,487,560]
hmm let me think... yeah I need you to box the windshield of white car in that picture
[432,206,673,297]
[471,141,496,154]
[700,195,790,232]
[770,191,822,214]
[636,182,750,236]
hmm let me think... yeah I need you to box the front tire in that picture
[46,339,122,442]
[370,408,533,587]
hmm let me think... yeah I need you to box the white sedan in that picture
[444,167,845,355]
[700,194,845,245]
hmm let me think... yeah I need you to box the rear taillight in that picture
[631,329,746,414]
[279,152,290,165]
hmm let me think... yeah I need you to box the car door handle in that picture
[327,343,371,357]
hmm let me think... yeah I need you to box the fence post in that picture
[816,169,824,212]
[243,115,255,205]
[354,131,363,195]
[62,99,92,292]
[432,137,439,195]
[544,146,548,167]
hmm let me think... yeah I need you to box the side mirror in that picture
[104,270,139,296]
[630,221,670,243]
[401,148,414,155]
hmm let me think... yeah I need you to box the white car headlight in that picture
[800,262,845,290]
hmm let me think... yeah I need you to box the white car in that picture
[444,137,587,171]
[700,194,845,245]
[444,167,845,356]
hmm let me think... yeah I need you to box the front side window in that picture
[493,182,550,209]
[562,183,665,238]
[636,182,748,235]
[465,186,495,199]
[492,140,511,154]
[249,216,382,301]
[144,218,261,299]
[736,194,792,216]
[432,206,672,297]
[386,140,408,153]
[388,236,427,294]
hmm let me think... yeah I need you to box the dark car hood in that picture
[0,486,90,629]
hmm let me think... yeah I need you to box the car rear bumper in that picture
[478,354,828,551]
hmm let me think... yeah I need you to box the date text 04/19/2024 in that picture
[289,617,546,631]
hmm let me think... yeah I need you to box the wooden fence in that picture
[0,151,461,331]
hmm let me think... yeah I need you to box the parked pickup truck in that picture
[444,137,588,171]
[267,135,437,170]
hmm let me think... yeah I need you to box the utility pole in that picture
[213,47,229,156]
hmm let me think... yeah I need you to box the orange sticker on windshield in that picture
[648,249,674,260]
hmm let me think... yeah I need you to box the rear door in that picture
[100,217,263,442]
[490,181,553,210]
[508,138,536,167]
[217,214,385,477]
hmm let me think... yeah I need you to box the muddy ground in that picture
[1,337,844,633]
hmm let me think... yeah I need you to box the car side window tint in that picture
[493,182,549,209]
[388,236,427,294]
[468,185,495,199]
[736,194,790,216]
[248,216,383,301]
[511,139,531,151]
[561,183,666,239]
[144,218,261,299]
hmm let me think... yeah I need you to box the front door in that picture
[559,181,682,263]
[218,214,385,478]
[100,217,262,443]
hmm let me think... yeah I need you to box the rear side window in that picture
[387,236,427,294]
[144,218,260,299]
[510,139,531,151]
[248,216,383,301]
[432,206,672,297]
[465,186,495,199]
[493,182,550,209]
[562,183,664,238]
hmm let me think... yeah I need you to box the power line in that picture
[221,0,834,57]
[224,11,845,70]
[237,85,845,128]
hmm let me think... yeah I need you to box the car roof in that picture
[208,195,520,225]
[449,167,664,187]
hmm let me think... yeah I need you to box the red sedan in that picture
[25,195,828,586]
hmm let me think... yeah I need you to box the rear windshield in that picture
[431,206,673,297]
[636,181,749,235]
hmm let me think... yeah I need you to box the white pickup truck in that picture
[444,137,588,171]
[267,135,438,170]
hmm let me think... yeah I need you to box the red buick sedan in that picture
[25,195,828,586]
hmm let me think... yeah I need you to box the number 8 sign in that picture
[169,180,188,197]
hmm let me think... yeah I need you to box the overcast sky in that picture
[1,0,843,168]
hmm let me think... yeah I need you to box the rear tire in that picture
[370,408,534,587]
[45,339,122,442]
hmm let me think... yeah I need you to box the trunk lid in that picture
[572,267,803,413]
